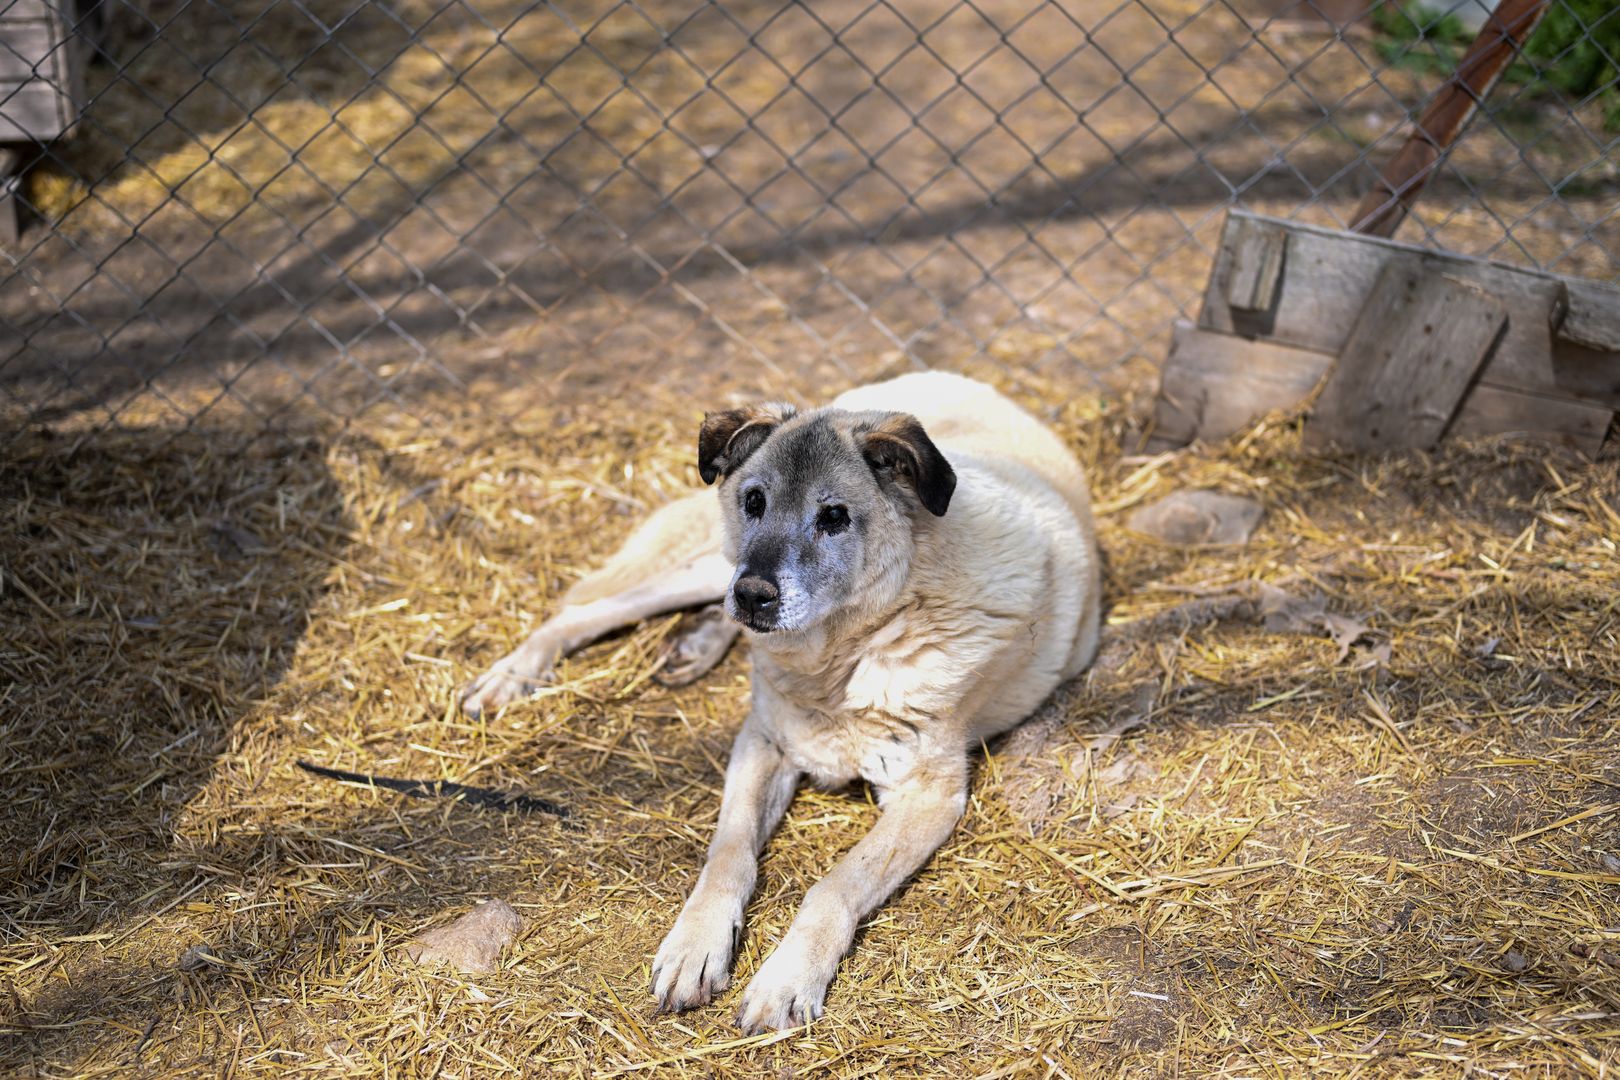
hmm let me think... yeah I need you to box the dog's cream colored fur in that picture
[462,371,1099,1031]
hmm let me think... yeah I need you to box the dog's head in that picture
[697,403,955,634]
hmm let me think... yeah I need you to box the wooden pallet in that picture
[1,0,90,141]
[1149,211,1620,455]
[2,0,99,242]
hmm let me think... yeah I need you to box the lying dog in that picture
[462,371,1100,1031]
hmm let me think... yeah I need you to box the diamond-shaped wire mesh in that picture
[1,0,1616,440]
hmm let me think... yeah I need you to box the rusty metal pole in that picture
[1351,0,1554,237]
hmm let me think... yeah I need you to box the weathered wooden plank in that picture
[1558,282,1620,353]
[0,19,63,75]
[1225,216,1287,314]
[1151,321,1332,447]
[0,75,68,139]
[1306,259,1508,451]
[1201,211,1620,409]
[1449,385,1612,455]
[0,0,74,21]
[0,145,18,246]
[0,9,81,140]
[1152,320,1611,454]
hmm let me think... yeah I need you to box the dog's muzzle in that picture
[732,574,779,631]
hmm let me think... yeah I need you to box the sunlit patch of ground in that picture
[3,370,1617,1077]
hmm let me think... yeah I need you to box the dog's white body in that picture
[751,374,1100,784]
[463,372,1099,1030]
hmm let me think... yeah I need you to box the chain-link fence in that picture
[2,0,1616,441]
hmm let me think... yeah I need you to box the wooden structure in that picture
[0,0,95,242]
[1150,211,1620,454]
[1149,0,1615,455]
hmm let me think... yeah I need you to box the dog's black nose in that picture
[733,575,779,619]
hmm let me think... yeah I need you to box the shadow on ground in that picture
[0,423,352,1062]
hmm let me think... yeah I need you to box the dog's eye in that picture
[743,490,766,519]
[816,504,849,535]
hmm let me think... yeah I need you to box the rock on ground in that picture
[403,899,524,974]
[1126,490,1263,545]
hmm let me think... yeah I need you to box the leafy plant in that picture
[1370,0,1620,131]
[1370,1,1475,78]
[1521,0,1620,130]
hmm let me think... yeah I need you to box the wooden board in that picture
[0,77,72,140]
[1448,385,1615,450]
[1153,321,1612,456]
[1305,258,1508,450]
[0,0,73,20]
[0,145,17,246]
[1152,321,1333,449]
[1225,215,1287,314]
[1559,282,1620,353]
[1200,211,1620,410]
[0,19,62,77]
[0,6,83,140]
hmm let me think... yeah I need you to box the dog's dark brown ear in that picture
[861,414,955,517]
[698,403,796,484]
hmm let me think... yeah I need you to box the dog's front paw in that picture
[735,943,832,1034]
[460,660,550,718]
[651,901,740,1013]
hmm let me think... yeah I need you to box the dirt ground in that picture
[4,367,1620,1078]
[4,0,1620,1076]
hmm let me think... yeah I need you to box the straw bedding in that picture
[2,377,1618,1077]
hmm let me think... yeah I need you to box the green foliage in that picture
[1522,0,1620,129]
[1370,0,1620,131]
[1370,1,1474,79]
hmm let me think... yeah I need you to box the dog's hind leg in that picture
[461,492,730,718]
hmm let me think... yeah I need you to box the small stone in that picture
[211,520,266,559]
[403,899,524,974]
[1126,490,1263,546]
[178,944,221,972]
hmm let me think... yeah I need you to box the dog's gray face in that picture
[698,405,955,634]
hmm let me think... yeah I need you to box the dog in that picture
[461,371,1100,1032]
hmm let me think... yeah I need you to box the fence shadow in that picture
[0,423,347,936]
[0,100,1425,420]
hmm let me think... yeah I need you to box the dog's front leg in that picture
[462,554,732,718]
[653,721,799,1012]
[735,767,967,1033]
